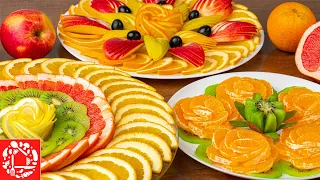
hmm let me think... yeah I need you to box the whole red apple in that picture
[0,9,56,59]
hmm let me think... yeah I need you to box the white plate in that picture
[57,24,264,79]
[167,72,320,180]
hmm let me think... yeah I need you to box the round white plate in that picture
[57,24,264,79]
[167,72,320,180]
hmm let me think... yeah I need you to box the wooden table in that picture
[0,0,319,179]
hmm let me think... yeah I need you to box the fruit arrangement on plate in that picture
[0,58,178,180]
[57,0,262,78]
[172,76,320,179]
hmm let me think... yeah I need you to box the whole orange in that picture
[267,2,316,52]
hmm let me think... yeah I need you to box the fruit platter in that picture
[0,58,178,180]
[168,72,320,179]
[57,0,263,79]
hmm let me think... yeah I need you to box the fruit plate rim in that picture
[57,9,264,79]
[167,71,320,180]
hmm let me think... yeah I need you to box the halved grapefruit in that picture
[296,22,320,81]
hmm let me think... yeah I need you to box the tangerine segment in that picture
[206,128,278,174]
[278,87,320,123]
[276,123,320,169]
[216,76,273,104]
[173,95,234,139]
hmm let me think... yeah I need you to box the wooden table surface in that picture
[0,0,319,179]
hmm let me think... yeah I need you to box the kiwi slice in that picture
[50,133,75,153]
[40,91,73,106]
[41,141,57,157]
[16,88,43,101]
[56,113,90,131]
[52,121,86,142]
[279,160,320,177]
[178,128,211,144]
[195,143,212,164]
[249,162,283,178]
[55,101,87,117]
[0,89,22,109]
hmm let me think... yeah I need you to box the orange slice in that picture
[213,45,249,58]
[201,57,218,73]
[227,9,258,20]
[157,59,188,75]
[99,54,137,66]
[181,62,202,75]
[205,50,229,70]
[232,3,249,11]
[136,57,173,74]
[223,50,242,65]
[122,53,152,68]
[63,40,103,52]
[221,40,256,52]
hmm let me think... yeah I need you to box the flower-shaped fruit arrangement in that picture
[58,0,262,76]
[0,58,177,180]
[174,77,320,178]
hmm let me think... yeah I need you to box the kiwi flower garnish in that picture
[1,98,56,140]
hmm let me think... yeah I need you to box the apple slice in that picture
[169,42,205,67]
[103,38,144,60]
[91,0,124,13]
[211,21,258,42]
[192,0,232,19]
[144,0,176,5]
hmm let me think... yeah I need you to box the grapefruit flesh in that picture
[301,27,320,72]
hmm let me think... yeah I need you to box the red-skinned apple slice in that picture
[169,42,205,67]
[60,15,110,30]
[143,0,176,5]
[211,21,258,42]
[91,0,124,13]
[192,0,233,19]
[103,38,144,60]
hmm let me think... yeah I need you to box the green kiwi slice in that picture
[279,160,320,177]
[40,91,73,106]
[41,141,57,157]
[52,121,86,142]
[195,143,212,164]
[50,133,75,154]
[55,101,87,117]
[16,88,43,101]
[249,162,283,178]
[56,113,90,131]
[0,89,22,109]
[178,128,211,144]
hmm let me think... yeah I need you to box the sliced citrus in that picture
[101,81,156,96]
[58,61,94,77]
[181,62,203,75]
[74,64,114,78]
[98,54,137,66]
[64,32,102,39]
[84,69,130,82]
[232,3,249,10]
[118,61,154,72]
[158,59,188,75]
[21,58,48,75]
[80,50,105,60]
[117,113,175,133]
[227,17,262,30]
[227,9,258,19]
[107,87,164,103]
[112,140,163,173]
[205,50,229,70]
[94,75,140,88]
[91,148,152,180]
[253,36,260,45]
[54,172,91,180]
[201,57,218,73]
[213,45,249,57]
[41,172,67,180]
[40,58,73,74]
[62,163,117,180]
[115,122,178,148]
[122,53,152,68]
[63,40,103,52]
[59,33,104,47]
[107,132,172,162]
[136,57,173,74]
[221,39,256,52]
[74,156,136,180]
[111,94,172,114]
[3,58,32,79]
[223,50,242,65]
[0,60,12,79]
[115,104,174,124]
